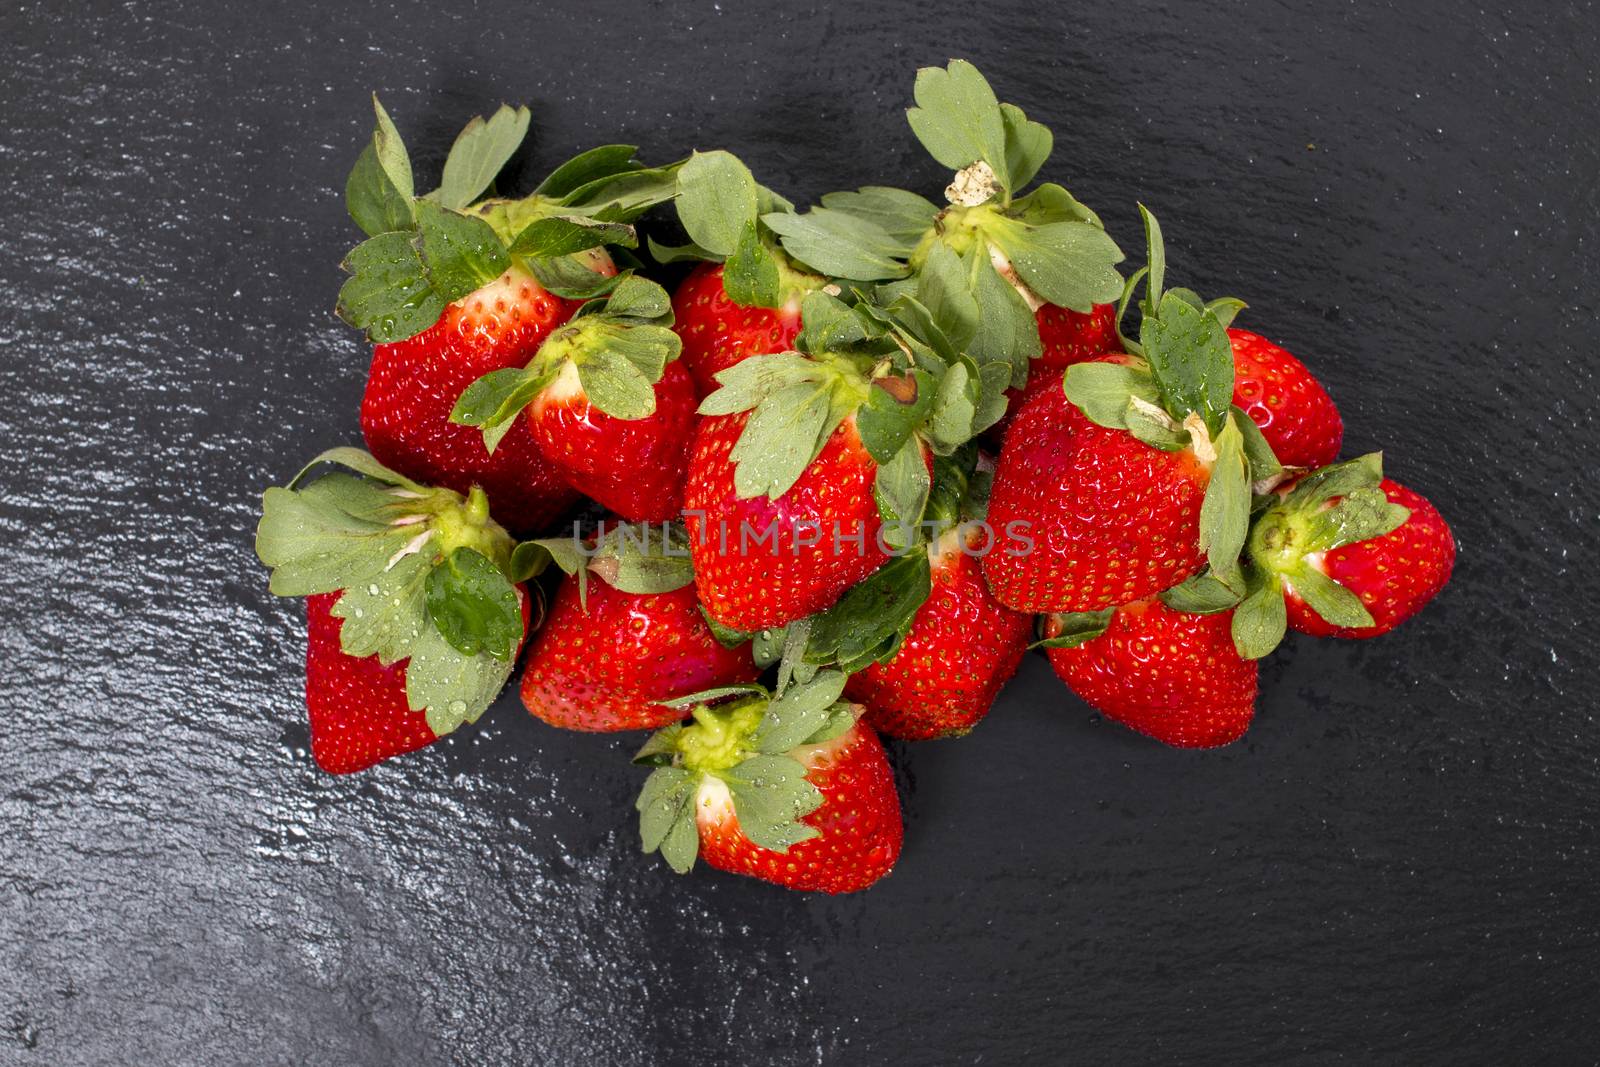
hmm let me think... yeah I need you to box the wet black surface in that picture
[3,1,1598,1063]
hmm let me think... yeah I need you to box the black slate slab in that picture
[2,1,1597,1063]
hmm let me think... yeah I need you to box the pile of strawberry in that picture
[257,62,1455,895]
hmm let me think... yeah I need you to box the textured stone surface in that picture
[2,1,1597,1062]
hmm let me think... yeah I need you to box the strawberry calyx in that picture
[632,672,856,874]
[656,150,825,310]
[337,96,678,344]
[256,447,544,736]
[448,276,682,448]
[1224,453,1412,659]
[756,61,1122,397]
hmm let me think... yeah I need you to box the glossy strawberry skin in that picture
[1286,479,1455,639]
[304,590,528,774]
[1004,302,1120,418]
[671,262,804,397]
[1045,599,1258,748]
[685,414,892,632]
[521,574,759,732]
[1228,329,1343,469]
[361,266,582,533]
[983,368,1209,613]
[696,720,902,894]
[847,537,1032,740]
[527,361,696,523]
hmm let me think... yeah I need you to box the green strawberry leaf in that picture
[1230,569,1287,660]
[856,372,934,465]
[424,546,522,660]
[763,208,912,281]
[729,380,840,499]
[587,523,696,595]
[536,144,641,199]
[999,102,1052,192]
[804,553,932,674]
[966,244,1040,388]
[346,141,416,237]
[335,231,446,344]
[370,95,414,202]
[726,754,823,852]
[436,104,531,211]
[926,360,979,453]
[722,219,784,307]
[1232,405,1284,486]
[510,216,636,258]
[772,618,813,694]
[450,365,557,453]
[329,551,433,664]
[754,670,848,754]
[646,236,717,265]
[1288,564,1376,630]
[906,59,1010,192]
[817,186,937,251]
[1032,609,1115,650]
[1010,183,1100,228]
[638,765,702,873]
[873,440,932,550]
[699,607,755,650]
[257,481,413,597]
[1062,360,1161,430]
[915,240,980,350]
[1123,398,1189,451]
[676,150,758,257]
[1161,568,1247,614]
[525,254,621,300]
[1140,290,1234,431]
[1139,204,1166,308]
[414,199,510,303]
[985,215,1125,313]
[1198,412,1251,575]
[405,614,517,736]
[698,351,822,416]
[576,340,662,419]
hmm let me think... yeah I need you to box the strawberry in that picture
[634,674,902,894]
[985,208,1271,614]
[519,524,760,732]
[842,452,1032,740]
[1041,598,1258,748]
[685,410,895,632]
[257,449,538,773]
[983,363,1211,612]
[759,61,1125,437]
[672,262,805,397]
[334,98,678,532]
[683,271,992,633]
[451,277,695,523]
[1228,328,1343,469]
[1234,456,1454,648]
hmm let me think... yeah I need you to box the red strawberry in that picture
[635,679,902,894]
[1043,598,1258,748]
[527,358,696,523]
[258,450,534,774]
[303,591,436,773]
[685,412,898,632]
[452,277,695,524]
[306,589,531,773]
[986,209,1272,615]
[1273,477,1454,639]
[521,562,759,732]
[983,365,1210,612]
[672,262,805,397]
[1228,328,1343,469]
[846,526,1032,740]
[362,264,587,532]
